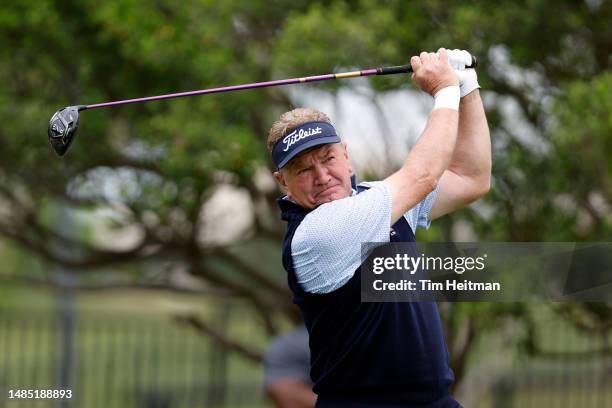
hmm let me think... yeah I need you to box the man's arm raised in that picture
[429,87,491,220]
[385,48,460,225]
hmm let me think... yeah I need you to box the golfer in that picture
[268,48,490,407]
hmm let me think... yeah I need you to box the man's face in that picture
[274,143,353,209]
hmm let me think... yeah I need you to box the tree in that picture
[0,0,311,343]
[1,0,610,390]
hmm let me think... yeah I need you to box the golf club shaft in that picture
[82,64,417,111]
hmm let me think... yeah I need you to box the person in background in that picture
[264,326,316,408]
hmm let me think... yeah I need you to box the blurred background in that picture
[1,0,611,407]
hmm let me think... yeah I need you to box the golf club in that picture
[48,56,477,156]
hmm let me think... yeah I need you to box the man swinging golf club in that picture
[268,48,491,407]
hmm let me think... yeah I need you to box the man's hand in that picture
[410,48,459,96]
[446,48,480,97]
[454,69,480,98]
[446,49,473,70]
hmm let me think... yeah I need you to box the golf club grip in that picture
[377,56,477,76]
[377,65,414,75]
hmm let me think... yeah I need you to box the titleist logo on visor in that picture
[272,121,340,169]
[282,126,323,151]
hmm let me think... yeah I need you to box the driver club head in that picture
[48,106,83,156]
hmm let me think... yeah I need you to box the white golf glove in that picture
[446,49,473,70]
[455,68,480,97]
[447,49,480,98]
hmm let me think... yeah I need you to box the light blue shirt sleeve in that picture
[403,183,440,233]
[291,181,439,294]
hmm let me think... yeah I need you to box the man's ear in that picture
[274,170,288,193]
[341,143,353,174]
[341,142,350,161]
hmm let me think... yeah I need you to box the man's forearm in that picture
[385,49,460,223]
[449,91,491,186]
[405,108,459,182]
[266,380,317,408]
[386,107,459,223]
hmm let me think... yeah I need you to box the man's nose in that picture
[313,163,331,184]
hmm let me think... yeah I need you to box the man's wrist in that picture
[459,89,481,104]
[433,85,460,111]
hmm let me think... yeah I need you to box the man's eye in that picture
[325,156,335,162]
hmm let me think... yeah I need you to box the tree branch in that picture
[214,247,288,298]
[189,254,283,336]
[174,313,263,363]
[0,223,161,270]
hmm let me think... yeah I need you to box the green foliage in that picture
[0,0,610,387]
[553,73,612,181]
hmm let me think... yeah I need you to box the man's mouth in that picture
[315,185,340,198]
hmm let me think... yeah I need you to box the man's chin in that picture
[315,190,349,205]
